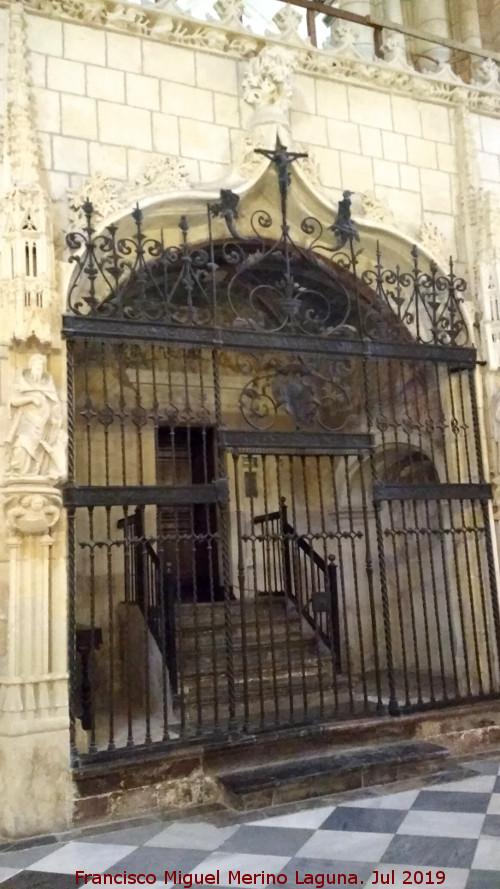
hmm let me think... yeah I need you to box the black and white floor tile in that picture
[1,759,500,889]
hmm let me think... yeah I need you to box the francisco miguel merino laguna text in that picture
[76,870,446,885]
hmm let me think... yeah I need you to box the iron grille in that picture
[63,143,500,765]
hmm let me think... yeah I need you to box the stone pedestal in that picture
[0,481,72,837]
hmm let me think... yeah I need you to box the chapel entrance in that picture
[63,157,500,763]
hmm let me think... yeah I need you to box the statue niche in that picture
[5,354,66,485]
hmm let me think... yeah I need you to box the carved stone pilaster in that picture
[0,354,66,731]
[0,1,59,349]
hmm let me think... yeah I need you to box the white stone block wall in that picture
[471,113,500,195]
[18,11,467,264]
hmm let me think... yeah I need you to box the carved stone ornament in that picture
[242,45,297,112]
[68,174,125,228]
[419,221,447,265]
[380,33,413,71]
[210,0,246,31]
[361,190,395,225]
[4,354,67,486]
[2,484,62,536]
[326,21,363,59]
[295,144,322,189]
[232,132,270,178]
[133,156,191,193]
[471,58,500,92]
[270,6,309,47]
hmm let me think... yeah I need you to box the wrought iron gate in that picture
[64,148,500,763]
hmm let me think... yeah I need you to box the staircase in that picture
[175,595,358,730]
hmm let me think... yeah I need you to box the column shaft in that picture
[459,0,482,48]
[412,0,450,67]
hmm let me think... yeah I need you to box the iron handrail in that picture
[253,501,341,667]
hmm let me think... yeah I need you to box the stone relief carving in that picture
[133,156,191,193]
[3,487,62,536]
[67,158,192,228]
[232,132,269,178]
[471,58,500,92]
[361,190,395,225]
[242,45,297,112]
[5,354,66,486]
[419,221,447,265]
[68,173,124,228]
[107,4,150,33]
[295,144,322,189]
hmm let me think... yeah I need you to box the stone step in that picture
[178,623,307,652]
[176,598,293,628]
[217,740,450,811]
[179,641,333,677]
[179,685,364,728]
[182,668,350,707]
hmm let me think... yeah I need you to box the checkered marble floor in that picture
[1,759,500,889]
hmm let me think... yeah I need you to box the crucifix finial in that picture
[254,137,308,202]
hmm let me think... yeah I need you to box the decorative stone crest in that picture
[326,21,362,59]
[295,144,322,190]
[232,133,269,179]
[361,190,395,225]
[68,173,124,228]
[5,354,66,486]
[210,0,246,30]
[471,58,500,92]
[380,33,412,71]
[419,221,447,265]
[133,156,191,193]
[242,45,297,112]
[270,6,308,46]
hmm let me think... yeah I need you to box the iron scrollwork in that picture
[65,139,469,348]
[239,357,356,432]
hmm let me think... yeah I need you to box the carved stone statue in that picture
[5,354,66,484]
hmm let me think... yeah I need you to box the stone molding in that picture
[0,675,68,727]
[17,0,500,119]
